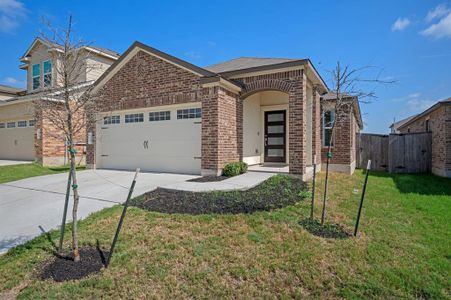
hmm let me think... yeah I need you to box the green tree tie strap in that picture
[68,148,77,154]
[327,152,333,158]
[72,184,78,189]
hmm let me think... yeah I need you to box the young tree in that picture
[320,62,393,225]
[35,15,102,261]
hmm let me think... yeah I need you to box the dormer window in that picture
[43,60,52,87]
[32,64,40,90]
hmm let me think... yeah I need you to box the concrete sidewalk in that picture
[161,172,275,192]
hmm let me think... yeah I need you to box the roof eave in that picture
[398,99,451,130]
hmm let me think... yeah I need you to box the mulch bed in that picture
[132,175,306,215]
[187,175,229,183]
[298,219,351,239]
[39,248,107,282]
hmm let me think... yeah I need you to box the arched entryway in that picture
[242,90,291,167]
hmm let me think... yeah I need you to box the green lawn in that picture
[0,171,450,299]
[0,163,85,184]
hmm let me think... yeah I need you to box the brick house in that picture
[397,98,451,178]
[0,38,119,165]
[87,41,362,179]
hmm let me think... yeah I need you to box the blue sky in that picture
[1,0,450,133]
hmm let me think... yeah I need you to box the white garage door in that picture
[96,105,202,175]
[0,120,35,161]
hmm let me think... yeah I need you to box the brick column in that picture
[34,106,44,164]
[201,86,220,175]
[86,118,96,168]
[201,86,240,176]
[289,70,307,175]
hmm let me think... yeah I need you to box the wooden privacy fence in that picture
[356,132,432,173]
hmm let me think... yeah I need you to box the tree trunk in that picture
[69,148,81,262]
[321,153,331,225]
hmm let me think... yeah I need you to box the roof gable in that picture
[20,38,120,62]
[91,41,217,94]
[398,97,451,129]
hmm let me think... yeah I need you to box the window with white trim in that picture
[177,108,201,119]
[149,111,170,122]
[104,115,120,125]
[323,110,335,147]
[125,113,144,123]
[0,123,5,129]
[32,64,41,90]
[43,60,52,87]
[18,120,27,128]
[7,122,16,128]
[29,120,35,127]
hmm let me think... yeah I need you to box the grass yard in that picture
[0,163,85,184]
[0,171,450,299]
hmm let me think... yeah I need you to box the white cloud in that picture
[406,98,436,111]
[391,17,411,31]
[425,3,451,22]
[398,92,434,111]
[2,76,25,87]
[0,0,26,33]
[420,11,451,39]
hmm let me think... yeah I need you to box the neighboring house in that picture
[397,98,451,178]
[0,38,119,164]
[389,115,417,133]
[86,41,362,179]
[0,85,24,101]
[320,92,363,174]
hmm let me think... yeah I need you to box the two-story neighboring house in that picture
[0,38,119,164]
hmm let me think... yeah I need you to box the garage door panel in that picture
[96,109,201,175]
[0,128,35,160]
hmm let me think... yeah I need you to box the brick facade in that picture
[85,45,336,178]
[320,101,361,174]
[88,50,243,175]
[312,88,322,164]
[398,105,451,177]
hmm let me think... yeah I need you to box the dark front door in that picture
[264,110,286,163]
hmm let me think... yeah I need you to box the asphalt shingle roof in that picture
[204,57,299,73]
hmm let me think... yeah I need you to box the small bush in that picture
[238,162,248,173]
[223,162,242,177]
[222,162,248,177]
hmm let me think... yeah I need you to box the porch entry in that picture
[264,110,286,163]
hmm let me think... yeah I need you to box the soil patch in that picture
[299,219,351,239]
[187,175,229,182]
[39,248,107,282]
[133,175,306,215]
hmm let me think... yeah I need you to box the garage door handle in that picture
[193,157,201,160]
[194,121,201,124]
[101,155,109,157]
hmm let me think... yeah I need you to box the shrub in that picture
[223,162,248,177]
[238,162,248,173]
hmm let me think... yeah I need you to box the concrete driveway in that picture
[0,169,197,254]
[0,160,33,166]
